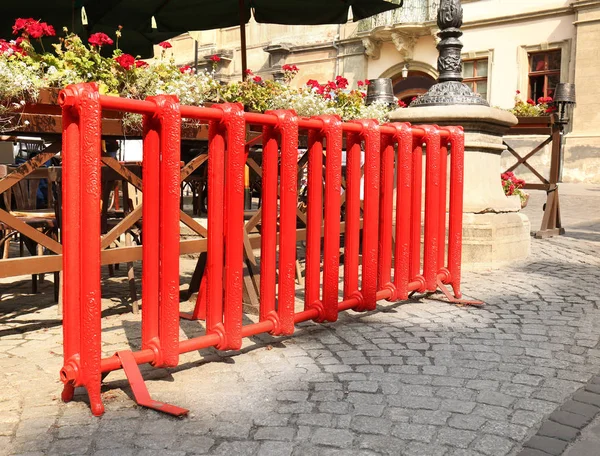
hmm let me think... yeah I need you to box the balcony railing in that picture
[358,0,439,32]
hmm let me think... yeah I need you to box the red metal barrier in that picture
[59,83,474,417]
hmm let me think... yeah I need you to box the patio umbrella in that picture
[153,0,404,76]
[0,1,186,57]
[0,1,403,63]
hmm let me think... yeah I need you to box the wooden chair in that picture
[0,167,59,298]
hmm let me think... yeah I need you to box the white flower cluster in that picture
[123,65,219,107]
[0,59,42,105]
[270,88,335,118]
[0,58,42,122]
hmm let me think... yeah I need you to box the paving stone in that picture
[358,434,406,455]
[524,436,569,455]
[403,442,448,456]
[561,400,600,419]
[349,416,392,435]
[481,420,529,441]
[537,421,580,441]
[168,435,214,453]
[310,428,354,448]
[391,424,437,443]
[440,400,477,414]
[212,441,259,455]
[512,410,547,427]
[256,441,294,456]
[448,414,487,431]
[411,410,451,426]
[473,434,514,456]
[517,449,552,456]
[436,428,478,449]
[47,438,91,455]
[254,426,296,441]
[477,391,515,408]
[548,410,592,429]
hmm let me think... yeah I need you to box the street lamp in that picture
[554,83,576,125]
[553,82,576,182]
[401,63,409,79]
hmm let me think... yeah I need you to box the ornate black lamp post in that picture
[410,0,488,107]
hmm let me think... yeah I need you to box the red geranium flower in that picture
[179,65,192,73]
[159,41,172,49]
[210,54,221,62]
[244,69,253,75]
[357,80,365,87]
[527,98,535,105]
[88,32,114,47]
[115,53,136,70]
[253,75,263,83]
[135,60,149,68]
[335,75,348,89]
[306,79,320,88]
[327,81,337,90]
[41,23,55,37]
[282,64,299,72]
[12,18,34,35]
[516,90,521,94]
[398,100,407,108]
[26,22,44,39]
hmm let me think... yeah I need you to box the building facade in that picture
[164,0,600,183]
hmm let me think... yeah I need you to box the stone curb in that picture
[518,377,600,455]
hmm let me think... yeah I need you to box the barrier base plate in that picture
[116,350,188,417]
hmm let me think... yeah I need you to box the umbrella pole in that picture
[239,0,248,80]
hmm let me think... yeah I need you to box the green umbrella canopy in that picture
[0,0,403,59]
[0,1,185,57]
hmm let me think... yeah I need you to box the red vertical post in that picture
[221,103,246,351]
[147,95,181,368]
[343,132,361,302]
[259,124,278,326]
[388,122,413,300]
[422,125,442,292]
[378,135,395,299]
[410,136,423,282]
[269,110,299,335]
[438,139,448,275]
[351,119,380,312]
[206,120,226,349]
[141,114,160,358]
[445,126,465,298]
[59,88,81,405]
[305,131,324,319]
[319,116,343,322]
[58,83,103,416]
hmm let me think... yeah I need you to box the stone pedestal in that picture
[389,104,531,269]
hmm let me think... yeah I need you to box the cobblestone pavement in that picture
[1,184,600,456]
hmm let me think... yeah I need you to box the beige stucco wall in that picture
[159,0,598,182]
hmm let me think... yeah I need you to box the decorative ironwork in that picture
[411,0,489,107]
[358,0,439,32]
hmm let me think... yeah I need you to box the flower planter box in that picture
[6,88,211,140]
[507,115,555,136]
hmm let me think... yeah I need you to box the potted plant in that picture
[501,171,529,208]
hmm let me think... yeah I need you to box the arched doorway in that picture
[392,71,436,105]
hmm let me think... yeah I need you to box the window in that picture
[528,50,561,101]
[463,58,488,100]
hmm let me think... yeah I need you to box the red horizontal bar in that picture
[98,271,451,375]
[180,105,226,122]
[99,96,157,116]
[99,96,450,140]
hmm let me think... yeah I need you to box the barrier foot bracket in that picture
[435,279,485,307]
[116,350,189,417]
